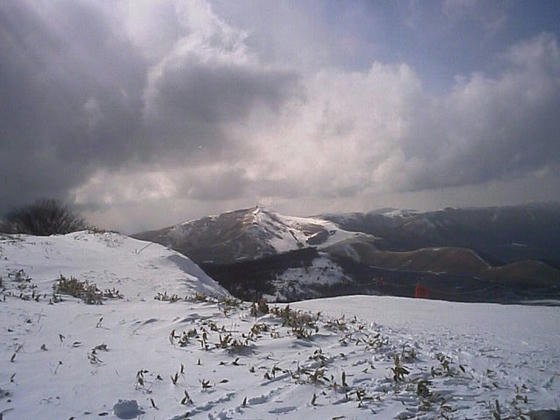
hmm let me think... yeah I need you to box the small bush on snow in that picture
[53,275,123,304]
[53,275,103,304]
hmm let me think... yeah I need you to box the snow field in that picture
[3,293,557,419]
[1,232,559,419]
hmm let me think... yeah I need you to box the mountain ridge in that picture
[134,204,560,303]
[133,206,367,264]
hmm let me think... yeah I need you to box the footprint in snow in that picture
[113,399,144,419]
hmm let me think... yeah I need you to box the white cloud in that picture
[237,33,560,199]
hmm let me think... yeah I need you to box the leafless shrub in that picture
[2,199,87,235]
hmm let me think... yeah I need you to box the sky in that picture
[1,0,560,233]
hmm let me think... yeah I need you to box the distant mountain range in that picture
[134,204,560,303]
[321,202,560,268]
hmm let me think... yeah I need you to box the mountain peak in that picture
[134,207,365,265]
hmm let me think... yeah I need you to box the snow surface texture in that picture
[1,233,559,419]
[294,296,560,417]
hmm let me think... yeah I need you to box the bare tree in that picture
[1,199,87,235]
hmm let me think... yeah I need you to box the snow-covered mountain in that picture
[134,206,366,265]
[1,232,558,418]
[134,207,382,301]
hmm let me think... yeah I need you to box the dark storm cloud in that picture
[142,46,296,163]
[0,0,296,214]
[176,167,249,201]
[0,1,146,211]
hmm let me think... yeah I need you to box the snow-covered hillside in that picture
[1,232,559,418]
[0,231,229,300]
[265,254,353,302]
[248,207,362,254]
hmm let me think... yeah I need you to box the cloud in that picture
[0,0,146,209]
[1,0,559,231]
[442,0,507,35]
[241,33,560,198]
[0,0,295,213]
[402,33,560,190]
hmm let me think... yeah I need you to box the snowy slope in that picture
[295,296,560,417]
[1,231,558,419]
[250,207,363,254]
[264,255,353,302]
[0,231,229,300]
